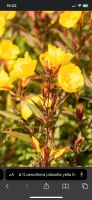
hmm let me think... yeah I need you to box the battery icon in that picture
[83,4,89,7]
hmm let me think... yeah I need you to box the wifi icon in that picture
[78,4,82,7]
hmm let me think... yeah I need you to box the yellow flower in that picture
[0,17,6,37]
[0,68,13,90]
[0,12,16,37]
[21,95,41,120]
[0,39,20,61]
[0,11,16,20]
[7,60,16,71]
[10,52,37,82]
[58,63,84,93]
[0,40,20,71]
[5,11,16,20]
[44,11,55,14]
[40,44,73,69]
[59,11,82,28]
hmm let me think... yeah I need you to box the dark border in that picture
[0,0,92,11]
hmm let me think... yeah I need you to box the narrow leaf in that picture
[83,70,92,93]
[54,148,66,159]
[0,110,21,121]
[4,130,32,144]
[27,102,44,121]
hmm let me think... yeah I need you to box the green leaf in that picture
[20,30,43,48]
[0,110,21,121]
[27,102,44,121]
[87,134,92,140]
[83,71,92,93]
[55,119,64,127]
[80,97,92,103]
[4,130,32,144]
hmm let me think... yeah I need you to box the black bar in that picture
[0,169,4,180]
[6,168,87,180]
[0,0,92,10]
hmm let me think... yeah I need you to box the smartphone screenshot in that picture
[0,0,92,199]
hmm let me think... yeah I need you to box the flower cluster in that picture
[0,40,84,121]
[0,41,84,93]
[0,39,20,90]
[40,44,84,92]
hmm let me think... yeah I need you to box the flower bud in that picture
[32,136,40,153]
[43,145,50,160]
[41,87,48,98]
[76,103,84,121]
[74,136,85,154]
[45,61,49,72]
[52,93,57,106]
[53,64,61,75]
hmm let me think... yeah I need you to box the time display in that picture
[7,4,17,8]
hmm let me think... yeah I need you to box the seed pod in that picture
[76,103,84,121]
[41,87,48,98]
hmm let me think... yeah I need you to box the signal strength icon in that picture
[72,5,77,8]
